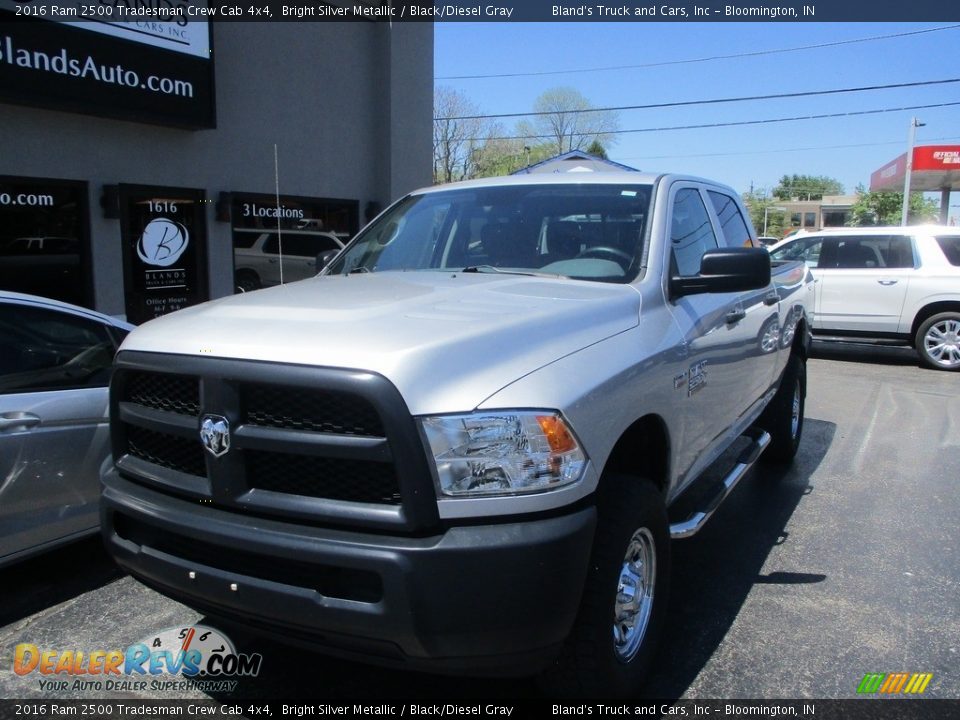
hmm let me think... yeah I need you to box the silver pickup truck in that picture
[101,174,812,696]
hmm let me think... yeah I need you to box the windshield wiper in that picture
[347,267,372,274]
[461,265,567,279]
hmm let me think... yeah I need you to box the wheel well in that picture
[911,302,960,338]
[793,316,810,358]
[603,415,670,495]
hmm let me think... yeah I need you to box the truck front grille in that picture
[126,425,207,478]
[242,385,384,436]
[110,354,433,530]
[126,371,200,416]
[247,450,401,504]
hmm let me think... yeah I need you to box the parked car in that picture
[0,291,132,567]
[769,226,960,370]
[233,229,345,292]
[102,173,812,696]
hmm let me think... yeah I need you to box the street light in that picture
[901,117,925,227]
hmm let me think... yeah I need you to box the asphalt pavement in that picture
[1,342,957,700]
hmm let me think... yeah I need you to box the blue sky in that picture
[434,22,960,212]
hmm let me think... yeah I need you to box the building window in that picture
[230,193,359,293]
[0,176,91,308]
[119,185,209,324]
[804,212,817,228]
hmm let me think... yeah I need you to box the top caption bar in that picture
[4,0,960,22]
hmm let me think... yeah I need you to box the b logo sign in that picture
[137,218,189,267]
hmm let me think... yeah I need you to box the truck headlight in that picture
[421,412,587,497]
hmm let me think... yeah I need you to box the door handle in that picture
[878,279,898,286]
[763,291,780,306]
[726,308,746,325]
[0,412,41,432]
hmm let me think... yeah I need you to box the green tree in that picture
[773,174,844,201]
[743,191,788,237]
[847,184,939,226]
[586,140,608,159]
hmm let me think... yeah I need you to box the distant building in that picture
[777,195,858,234]
[512,150,639,175]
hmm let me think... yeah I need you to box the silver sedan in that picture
[0,291,133,567]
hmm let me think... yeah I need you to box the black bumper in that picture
[101,469,596,676]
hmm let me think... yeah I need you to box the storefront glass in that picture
[0,176,90,307]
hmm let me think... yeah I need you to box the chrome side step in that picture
[669,428,771,540]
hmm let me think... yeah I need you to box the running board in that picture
[669,428,771,540]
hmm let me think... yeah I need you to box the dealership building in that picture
[0,7,433,323]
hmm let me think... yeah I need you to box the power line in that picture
[435,78,960,122]
[619,135,960,162]
[464,101,960,143]
[436,24,960,81]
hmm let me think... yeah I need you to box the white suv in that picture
[770,226,960,370]
[233,229,344,292]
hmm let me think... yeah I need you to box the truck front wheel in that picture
[541,475,670,698]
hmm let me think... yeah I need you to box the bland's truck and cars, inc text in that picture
[100,173,813,696]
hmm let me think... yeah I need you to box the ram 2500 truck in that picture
[101,174,813,696]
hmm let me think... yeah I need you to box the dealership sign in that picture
[0,0,214,128]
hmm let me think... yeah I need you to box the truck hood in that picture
[121,272,641,415]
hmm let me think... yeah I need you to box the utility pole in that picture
[901,117,925,226]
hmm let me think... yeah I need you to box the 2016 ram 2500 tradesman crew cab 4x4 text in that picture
[102,174,813,696]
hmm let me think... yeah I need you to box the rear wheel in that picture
[757,353,806,464]
[915,312,960,371]
[540,474,670,698]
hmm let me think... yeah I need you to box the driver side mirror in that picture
[670,247,771,298]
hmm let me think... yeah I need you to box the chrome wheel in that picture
[613,528,656,663]
[923,318,960,369]
[790,381,802,440]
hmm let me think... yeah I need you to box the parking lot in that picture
[1,343,957,700]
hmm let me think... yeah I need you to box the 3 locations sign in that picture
[0,0,214,128]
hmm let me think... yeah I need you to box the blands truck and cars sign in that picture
[0,0,214,128]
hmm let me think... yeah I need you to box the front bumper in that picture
[101,468,596,675]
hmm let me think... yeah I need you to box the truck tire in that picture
[757,353,806,464]
[915,311,960,371]
[540,475,670,698]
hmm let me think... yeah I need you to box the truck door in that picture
[665,186,758,480]
[707,190,780,404]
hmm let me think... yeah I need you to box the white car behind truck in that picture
[769,226,960,370]
[101,173,813,696]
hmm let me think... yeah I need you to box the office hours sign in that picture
[120,185,208,324]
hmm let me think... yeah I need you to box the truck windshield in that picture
[326,184,653,283]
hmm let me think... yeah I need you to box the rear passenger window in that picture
[708,191,754,247]
[818,236,914,269]
[671,189,719,277]
[936,236,960,266]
